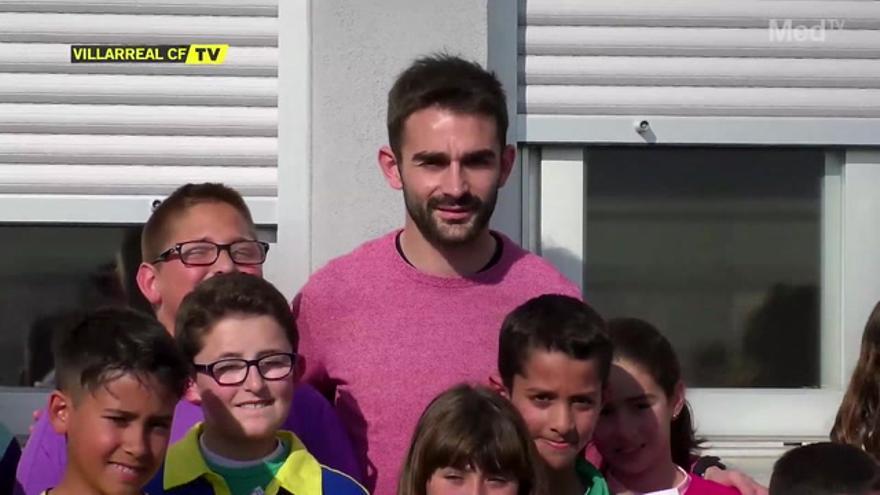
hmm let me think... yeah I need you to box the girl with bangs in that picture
[398,384,543,495]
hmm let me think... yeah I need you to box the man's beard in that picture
[402,184,499,247]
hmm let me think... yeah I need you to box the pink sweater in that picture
[294,231,580,495]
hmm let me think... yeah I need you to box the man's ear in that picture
[136,262,162,306]
[183,379,201,405]
[47,390,73,435]
[378,145,403,190]
[489,374,509,399]
[497,144,517,188]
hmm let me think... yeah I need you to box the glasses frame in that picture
[193,352,297,386]
[152,239,270,266]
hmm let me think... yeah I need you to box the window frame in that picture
[525,145,878,439]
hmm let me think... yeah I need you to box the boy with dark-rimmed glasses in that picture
[147,272,367,495]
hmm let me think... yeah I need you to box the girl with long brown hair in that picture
[831,301,880,459]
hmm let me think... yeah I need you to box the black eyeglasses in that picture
[152,240,269,266]
[193,352,296,386]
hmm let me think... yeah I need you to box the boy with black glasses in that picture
[147,272,367,495]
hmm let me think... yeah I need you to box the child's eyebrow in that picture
[103,408,137,417]
[214,349,289,360]
[148,413,174,424]
[623,393,653,402]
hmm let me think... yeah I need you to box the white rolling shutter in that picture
[519,1,880,145]
[0,0,278,222]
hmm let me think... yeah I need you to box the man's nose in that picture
[440,162,468,197]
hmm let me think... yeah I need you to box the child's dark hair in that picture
[606,317,700,469]
[141,182,255,263]
[832,300,880,460]
[175,272,297,364]
[53,306,189,399]
[498,294,612,389]
[387,53,508,160]
[769,442,879,495]
[398,384,542,495]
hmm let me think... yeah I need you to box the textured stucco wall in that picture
[309,0,489,270]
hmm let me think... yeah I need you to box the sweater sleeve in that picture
[15,406,64,495]
[292,290,333,401]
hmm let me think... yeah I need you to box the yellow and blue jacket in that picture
[144,423,367,495]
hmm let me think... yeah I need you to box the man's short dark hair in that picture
[175,272,298,364]
[498,294,612,389]
[770,442,879,495]
[53,307,189,400]
[387,53,508,160]
[141,183,256,262]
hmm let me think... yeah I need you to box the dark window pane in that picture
[0,225,147,387]
[584,148,823,388]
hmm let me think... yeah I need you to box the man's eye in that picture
[105,416,128,425]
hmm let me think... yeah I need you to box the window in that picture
[525,146,880,438]
[584,147,823,389]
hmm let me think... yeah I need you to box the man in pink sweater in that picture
[292,54,581,494]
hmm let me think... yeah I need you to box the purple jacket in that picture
[14,383,361,495]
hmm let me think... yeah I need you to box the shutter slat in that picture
[524,1,880,29]
[0,164,276,195]
[0,13,276,46]
[0,44,277,76]
[525,86,880,117]
[0,0,277,16]
[0,104,276,136]
[523,25,880,58]
[0,73,276,106]
[0,134,276,166]
[523,56,880,88]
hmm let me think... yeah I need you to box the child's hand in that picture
[704,466,768,495]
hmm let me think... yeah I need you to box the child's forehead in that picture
[77,371,177,407]
[196,313,293,355]
[515,348,603,384]
[166,202,253,239]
